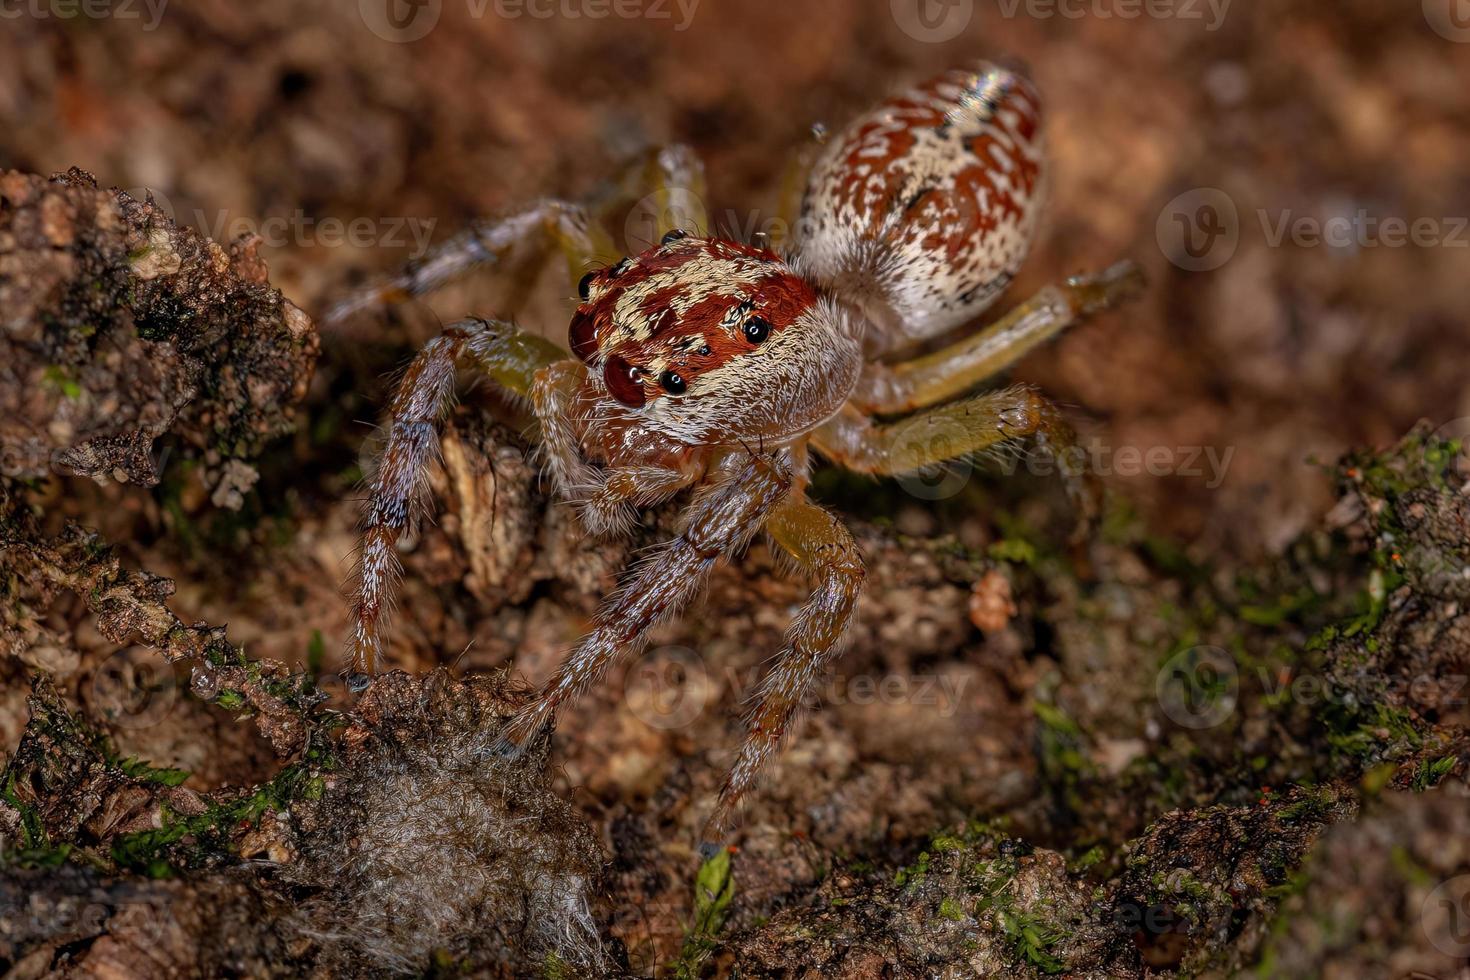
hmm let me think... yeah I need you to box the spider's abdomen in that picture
[794,62,1046,351]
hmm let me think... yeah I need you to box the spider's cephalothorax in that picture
[561,234,862,468]
[333,61,1144,852]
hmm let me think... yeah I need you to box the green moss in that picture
[1410,754,1457,792]
[116,757,191,787]
[675,848,735,979]
[2,771,47,848]
[997,908,1066,974]
[110,764,308,874]
[306,629,327,676]
[894,849,932,888]
[988,538,1038,567]
[938,897,966,921]
[41,365,82,400]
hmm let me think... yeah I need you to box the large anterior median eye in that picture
[743,316,772,344]
[659,370,687,395]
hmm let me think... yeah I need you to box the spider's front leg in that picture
[494,450,793,754]
[325,199,616,325]
[701,492,865,852]
[346,317,565,684]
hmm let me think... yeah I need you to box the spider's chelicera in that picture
[332,61,1143,852]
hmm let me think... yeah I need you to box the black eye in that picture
[659,370,687,395]
[743,316,772,344]
[577,271,596,301]
[661,229,688,245]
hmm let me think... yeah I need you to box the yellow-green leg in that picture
[618,143,711,248]
[849,261,1145,414]
[813,386,1100,530]
[701,492,865,853]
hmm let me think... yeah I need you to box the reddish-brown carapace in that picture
[330,60,1143,853]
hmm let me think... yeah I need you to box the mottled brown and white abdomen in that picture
[793,62,1046,353]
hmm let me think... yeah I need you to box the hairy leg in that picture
[495,451,792,752]
[814,385,1100,527]
[346,318,566,684]
[701,493,864,852]
[325,200,617,325]
[849,261,1145,414]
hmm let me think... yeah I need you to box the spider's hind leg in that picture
[346,317,566,685]
[814,385,1102,537]
[849,261,1145,415]
[701,492,865,852]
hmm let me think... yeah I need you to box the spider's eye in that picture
[659,370,687,395]
[743,316,772,345]
[661,229,688,245]
[577,271,596,301]
[697,345,711,357]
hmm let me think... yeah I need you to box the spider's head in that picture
[568,232,862,445]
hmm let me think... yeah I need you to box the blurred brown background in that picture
[4,0,1467,561]
[5,1,1470,975]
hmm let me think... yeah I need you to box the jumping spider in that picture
[333,60,1142,852]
